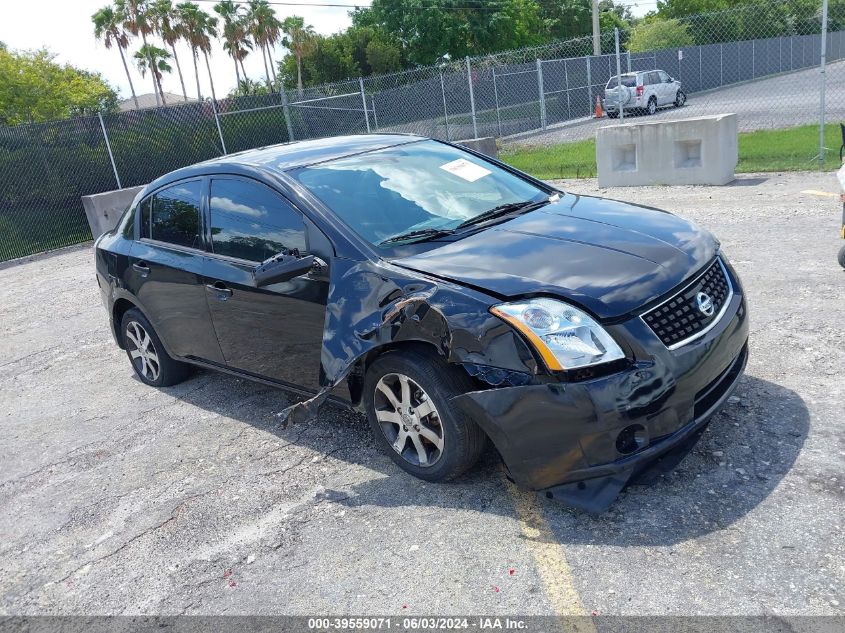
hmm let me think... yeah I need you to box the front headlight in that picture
[490,298,625,371]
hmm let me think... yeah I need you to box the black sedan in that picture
[95,134,748,511]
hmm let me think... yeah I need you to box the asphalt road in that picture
[504,60,845,147]
[0,172,843,617]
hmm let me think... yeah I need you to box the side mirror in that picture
[254,251,315,287]
[666,77,675,83]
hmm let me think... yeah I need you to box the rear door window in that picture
[208,178,307,262]
[144,181,203,249]
[608,75,637,88]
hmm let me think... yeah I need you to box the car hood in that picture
[391,193,718,319]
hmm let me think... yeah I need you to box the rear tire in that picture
[120,308,190,387]
[838,244,845,269]
[647,97,657,115]
[363,349,486,482]
[675,90,687,107]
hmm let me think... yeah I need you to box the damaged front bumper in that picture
[451,286,749,513]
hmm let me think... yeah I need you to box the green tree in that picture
[281,16,317,92]
[0,46,118,124]
[149,0,189,101]
[176,2,219,101]
[116,0,162,105]
[215,0,252,88]
[134,44,172,104]
[627,18,694,52]
[366,38,401,74]
[245,0,283,86]
[92,5,139,109]
[352,0,544,66]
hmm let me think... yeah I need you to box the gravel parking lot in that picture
[1,171,843,617]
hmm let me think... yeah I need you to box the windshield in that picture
[290,140,547,247]
[607,75,637,88]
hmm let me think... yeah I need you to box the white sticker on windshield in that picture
[439,158,491,182]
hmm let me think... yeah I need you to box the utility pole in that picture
[819,0,829,168]
[592,0,601,56]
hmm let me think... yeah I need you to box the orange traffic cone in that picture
[594,95,603,118]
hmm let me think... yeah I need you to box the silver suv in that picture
[603,70,686,118]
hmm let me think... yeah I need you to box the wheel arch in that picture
[112,297,139,349]
[346,339,455,408]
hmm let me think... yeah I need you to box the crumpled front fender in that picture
[277,258,538,426]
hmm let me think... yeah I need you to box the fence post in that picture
[211,99,227,155]
[98,112,122,190]
[439,70,451,141]
[626,50,631,73]
[371,95,379,131]
[280,88,295,142]
[492,67,502,137]
[536,59,547,130]
[720,43,724,86]
[564,59,571,120]
[614,28,624,121]
[359,77,371,133]
[586,55,593,117]
[819,0,829,169]
[466,57,478,139]
[752,41,756,78]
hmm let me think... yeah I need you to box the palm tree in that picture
[176,2,219,102]
[134,44,172,105]
[149,0,188,101]
[214,0,251,89]
[245,0,282,87]
[281,16,316,93]
[92,5,139,109]
[116,0,162,106]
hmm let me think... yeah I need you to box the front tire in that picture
[838,244,845,269]
[363,349,486,482]
[675,90,687,107]
[121,308,190,387]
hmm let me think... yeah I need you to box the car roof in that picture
[201,133,423,172]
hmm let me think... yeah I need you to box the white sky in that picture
[0,0,360,101]
[0,0,652,102]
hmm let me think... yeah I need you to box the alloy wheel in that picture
[676,91,686,106]
[648,98,657,115]
[125,321,161,381]
[373,373,444,467]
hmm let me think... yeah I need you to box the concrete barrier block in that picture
[456,137,498,159]
[81,186,145,238]
[596,114,738,187]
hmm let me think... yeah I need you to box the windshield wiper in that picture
[454,197,555,230]
[378,227,455,246]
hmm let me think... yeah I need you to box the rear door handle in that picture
[132,261,150,277]
[206,281,233,301]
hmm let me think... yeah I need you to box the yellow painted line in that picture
[505,474,597,632]
[800,189,840,198]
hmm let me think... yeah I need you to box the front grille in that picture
[641,258,733,349]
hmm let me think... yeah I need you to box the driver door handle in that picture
[132,261,150,277]
[206,281,233,301]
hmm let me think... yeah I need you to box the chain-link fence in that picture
[2,3,843,262]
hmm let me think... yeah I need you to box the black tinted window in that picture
[139,197,152,239]
[209,179,306,262]
[648,72,660,85]
[150,181,202,248]
[122,204,137,239]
